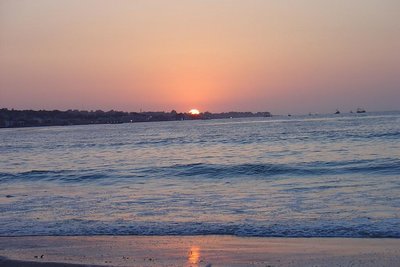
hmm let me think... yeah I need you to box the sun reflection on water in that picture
[188,245,200,266]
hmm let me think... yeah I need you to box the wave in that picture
[1,158,399,183]
[161,158,400,178]
[0,169,109,183]
[1,219,399,238]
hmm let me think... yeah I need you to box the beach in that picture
[2,0,400,265]
[1,236,400,266]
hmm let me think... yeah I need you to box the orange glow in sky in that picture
[0,1,399,114]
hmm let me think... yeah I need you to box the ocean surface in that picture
[1,112,400,237]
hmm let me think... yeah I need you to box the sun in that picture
[189,109,200,115]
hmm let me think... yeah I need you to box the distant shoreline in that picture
[0,108,271,129]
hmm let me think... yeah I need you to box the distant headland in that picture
[0,108,272,128]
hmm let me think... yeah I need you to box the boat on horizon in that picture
[356,108,366,113]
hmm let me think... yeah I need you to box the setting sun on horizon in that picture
[189,109,200,115]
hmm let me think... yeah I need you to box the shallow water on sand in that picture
[1,112,399,237]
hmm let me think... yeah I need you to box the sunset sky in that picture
[1,0,399,114]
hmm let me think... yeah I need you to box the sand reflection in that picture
[188,245,200,266]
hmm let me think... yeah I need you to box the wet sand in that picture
[1,236,399,266]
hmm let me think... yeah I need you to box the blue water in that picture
[1,112,400,237]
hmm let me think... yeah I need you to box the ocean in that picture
[1,111,399,237]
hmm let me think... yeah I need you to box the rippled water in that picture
[1,112,400,237]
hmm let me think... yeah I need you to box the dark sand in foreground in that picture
[1,236,399,266]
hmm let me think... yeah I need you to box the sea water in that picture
[1,112,399,237]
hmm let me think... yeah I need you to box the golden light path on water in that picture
[188,245,200,266]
